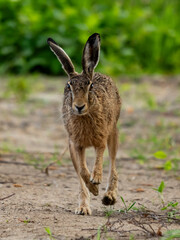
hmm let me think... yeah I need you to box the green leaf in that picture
[171,202,178,207]
[120,196,127,209]
[161,202,178,211]
[45,227,52,236]
[153,151,167,159]
[153,181,165,193]
[158,181,165,193]
[97,227,101,240]
[161,206,168,210]
[164,160,172,171]
[127,202,136,212]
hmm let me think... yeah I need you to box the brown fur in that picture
[47,33,121,215]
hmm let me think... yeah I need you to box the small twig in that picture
[0,160,30,166]
[0,193,15,201]
[148,223,156,236]
[45,146,68,176]
[83,209,180,239]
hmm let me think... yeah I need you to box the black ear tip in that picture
[88,33,100,43]
[47,37,57,45]
[91,33,100,37]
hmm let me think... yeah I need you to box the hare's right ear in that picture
[47,38,76,77]
[82,33,100,79]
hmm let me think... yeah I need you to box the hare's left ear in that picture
[47,38,76,77]
[82,33,100,79]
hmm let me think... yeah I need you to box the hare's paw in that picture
[75,205,92,215]
[90,171,102,184]
[102,191,117,206]
[87,182,99,196]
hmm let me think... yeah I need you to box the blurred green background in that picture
[0,0,180,76]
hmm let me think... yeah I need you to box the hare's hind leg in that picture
[102,126,118,205]
[69,140,91,215]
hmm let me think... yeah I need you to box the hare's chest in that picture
[67,117,107,147]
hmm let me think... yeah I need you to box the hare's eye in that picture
[67,83,71,90]
[90,83,93,90]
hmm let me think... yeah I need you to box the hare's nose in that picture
[75,104,85,113]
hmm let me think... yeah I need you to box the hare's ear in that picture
[47,38,76,77]
[82,33,100,79]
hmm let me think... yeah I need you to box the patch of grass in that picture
[153,181,165,207]
[97,227,101,240]
[0,140,64,171]
[104,208,115,218]
[128,121,180,171]
[22,219,32,224]
[118,83,132,94]
[161,201,179,221]
[153,182,180,220]
[132,203,147,212]
[161,229,180,240]
[161,201,178,211]
[0,141,26,154]
[0,142,14,153]
[4,76,33,102]
[130,148,147,164]
[2,75,44,102]
[153,181,165,194]
[45,227,55,240]
[119,131,127,144]
[25,154,46,170]
[129,234,136,240]
[119,196,136,213]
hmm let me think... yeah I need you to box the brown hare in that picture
[47,33,121,215]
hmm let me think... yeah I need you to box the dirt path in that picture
[0,76,180,239]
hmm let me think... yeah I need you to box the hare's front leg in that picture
[69,140,91,215]
[90,145,106,184]
[102,127,118,205]
[76,147,99,196]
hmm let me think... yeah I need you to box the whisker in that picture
[56,109,72,122]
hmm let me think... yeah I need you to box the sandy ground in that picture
[0,76,180,239]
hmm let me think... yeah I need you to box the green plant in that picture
[130,148,147,164]
[97,227,101,240]
[153,151,167,159]
[161,201,178,211]
[23,219,31,224]
[1,0,180,76]
[45,227,55,240]
[129,234,136,240]
[132,203,147,212]
[4,76,33,101]
[161,229,180,240]
[161,201,179,220]
[153,181,165,206]
[104,208,115,218]
[119,196,136,213]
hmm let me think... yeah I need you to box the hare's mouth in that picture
[73,110,88,116]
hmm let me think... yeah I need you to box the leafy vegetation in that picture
[161,229,180,240]
[0,0,180,76]
[119,196,136,213]
[153,181,165,206]
[45,227,55,240]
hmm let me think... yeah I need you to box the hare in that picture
[47,33,121,215]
